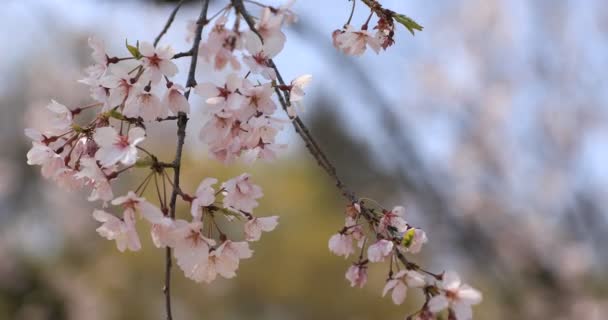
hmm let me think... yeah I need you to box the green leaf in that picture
[125,39,142,59]
[401,228,416,248]
[394,14,423,36]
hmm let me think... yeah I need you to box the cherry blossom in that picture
[242,31,280,80]
[379,206,408,233]
[222,173,263,213]
[171,220,216,282]
[93,209,141,252]
[199,16,242,71]
[243,216,279,241]
[124,89,166,121]
[112,191,171,226]
[345,264,368,288]
[333,25,381,56]
[94,126,145,167]
[239,81,276,120]
[286,74,312,117]
[190,177,218,219]
[100,66,138,107]
[204,240,254,281]
[403,228,427,254]
[195,73,244,112]
[163,83,190,115]
[140,41,178,83]
[328,233,354,258]
[428,271,483,320]
[26,143,65,179]
[367,239,394,262]
[46,100,73,133]
[382,269,426,305]
[83,36,109,81]
[75,156,114,203]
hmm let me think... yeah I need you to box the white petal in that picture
[428,295,449,313]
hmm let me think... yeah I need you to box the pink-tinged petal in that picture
[428,295,449,313]
[406,270,426,288]
[159,60,178,78]
[458,285,483,305]
[367,239,394,262]
[391,282,407,305]
[95,144,125,167]
[442,271,462,291]
[257,216,278,231]
[194,83,219,99]
[139,200,171,225]
[382,279,399,297]
[93,126,118,147]
[127,127,146,145]
[139,41,155,56]
[452,302,473,320]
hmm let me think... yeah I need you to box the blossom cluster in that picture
[332,0,424,56]
[329,203,482,320]
[24,1,304,284]
[25,0,478,319]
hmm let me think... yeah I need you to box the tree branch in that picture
[164,1,210,319]
[232,0,427,272]
[154,0,186,47]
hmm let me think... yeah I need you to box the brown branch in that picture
[154,0,186,47]
[233,0,437,279]
[163,1,210,319]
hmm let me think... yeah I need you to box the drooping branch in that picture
[163,1,210,319]
[232,0,431,273]
[154,0,186,47]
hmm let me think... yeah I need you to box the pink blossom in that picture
[333,25,381,56]
[287,74,313,116]
[93,209,141,252]
[171,220,216,282]
[100,66,137,107]
[111,191,171,226]
[222,173,263,212]
[26,143,64,179]
[203,240,254,281]
[75,157,114,203]
[367,239,394,262]
[140,41,178,83]
[328,233,354,258]
[190,177,218,219]
[244,216,279,241]
[379,206,408,233]
[94,126,145,167]
[243,31,281,80]
[239,81,276,120]
[255,7,286,54]
[163,83,190,115]
[404,228,428,254]
[82,36,109,81]
[198,17,242,71]
[46,100,72,133]
[382,269,426,305]
[195,74,244,112]
[124,90,166,121]
[428,271,482,320]
[345,264,368,288]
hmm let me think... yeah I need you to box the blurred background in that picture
[1,0,607,319]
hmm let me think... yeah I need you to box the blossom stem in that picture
[345,0,356,26]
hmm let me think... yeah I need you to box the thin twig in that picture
[164,1,210,319]
[154,0,186,47]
